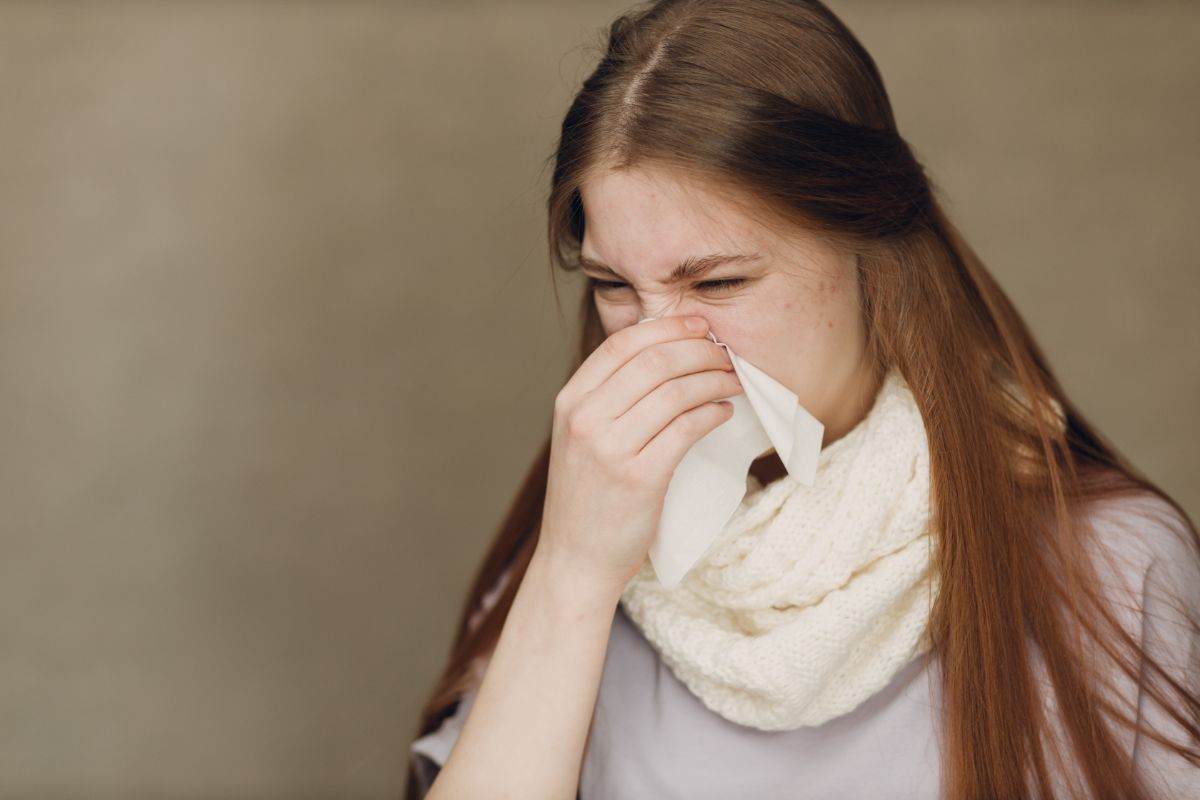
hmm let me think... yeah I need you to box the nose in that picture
[641,304,672,321]
[643,298,709,323]
[637,289,695,321]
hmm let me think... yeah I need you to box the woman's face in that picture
[578,165,875,445]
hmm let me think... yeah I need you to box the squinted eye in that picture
[587,277,747,293]
[696,278,747,293]
[589,279,630,291]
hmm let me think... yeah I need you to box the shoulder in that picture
[1079,490,1199,601]
[1077,489,1200,672]
[1079,490,1200,792]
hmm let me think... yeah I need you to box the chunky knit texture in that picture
[618,366,938,731]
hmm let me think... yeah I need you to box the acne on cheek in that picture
[805,278,851,331]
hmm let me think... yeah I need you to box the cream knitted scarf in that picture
[618,366,938,731]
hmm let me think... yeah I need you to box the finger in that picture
[611,367,743,454]
[588,336,733,422]
[636,399,736,473]
[564,315,711,399]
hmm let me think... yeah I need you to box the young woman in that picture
[406,2,1200,798]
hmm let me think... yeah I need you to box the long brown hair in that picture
[405,2,1200,797]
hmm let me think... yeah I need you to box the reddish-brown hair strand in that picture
[405,3,1199,798]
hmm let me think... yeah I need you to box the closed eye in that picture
[697,278,747,292]
[588,277,747,293]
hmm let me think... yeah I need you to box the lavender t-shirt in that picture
[409,492,1200,798]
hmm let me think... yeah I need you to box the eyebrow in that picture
[577,252,763,283]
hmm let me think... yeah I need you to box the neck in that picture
[820,359,886,449]
[748,360,886,485]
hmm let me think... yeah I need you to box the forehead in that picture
[579,166,775,278]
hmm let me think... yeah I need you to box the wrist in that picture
[527,543,625,617]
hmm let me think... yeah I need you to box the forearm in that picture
[425,544,622,800]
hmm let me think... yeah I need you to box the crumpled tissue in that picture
[636,315,824,588]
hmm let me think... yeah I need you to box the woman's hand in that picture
[537,314,744,597]
[426,315,741,800]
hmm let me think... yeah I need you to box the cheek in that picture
[710,291,790,341]
[714,303,822,368]
[764,280,851,341]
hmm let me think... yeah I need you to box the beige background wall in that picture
[1,2,1196,797]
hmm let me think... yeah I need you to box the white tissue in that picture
[636,315,824,588]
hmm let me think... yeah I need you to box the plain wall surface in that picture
[1,2,1197,797]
